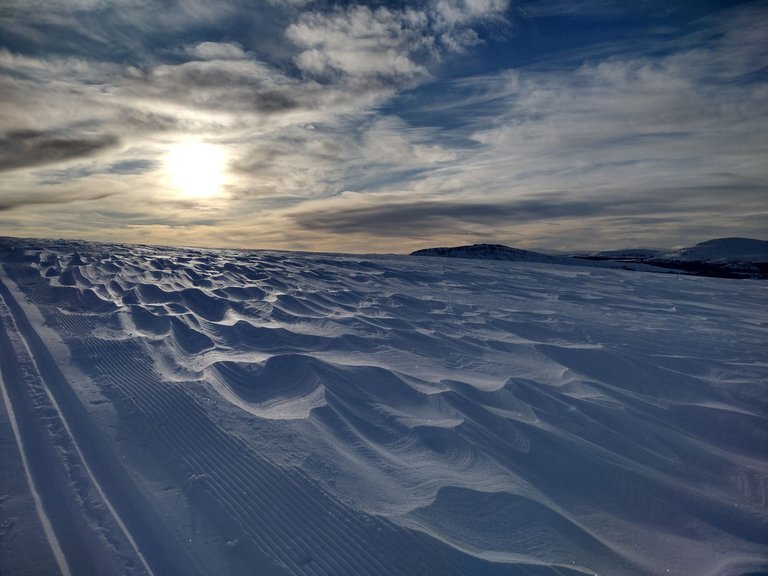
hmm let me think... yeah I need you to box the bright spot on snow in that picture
[165,142,226,199]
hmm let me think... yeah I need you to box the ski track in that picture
[9,272,159,575]
[1,237,767,576]
[0,364,72,576]
[0,273,149,575]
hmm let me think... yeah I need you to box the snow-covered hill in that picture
[1,237,766,576]
[662,237,768,262]
[586,237,768,264]
[578,237,768,278]
[411,243,562,263]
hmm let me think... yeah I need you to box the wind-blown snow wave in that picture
[1,237,766,576]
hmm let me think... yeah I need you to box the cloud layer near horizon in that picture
[1,0,766,252]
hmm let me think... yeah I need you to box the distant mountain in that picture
[412,238,768,279]
[410,243,679,274]
[411,244,562,264]
[584,248,664,260]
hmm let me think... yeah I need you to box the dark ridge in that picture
[411,243,559,263]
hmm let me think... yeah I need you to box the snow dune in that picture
[0,237,766,576]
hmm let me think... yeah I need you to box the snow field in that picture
[0,237,766,575]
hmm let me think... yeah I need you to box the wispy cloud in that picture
[287,1,509,83]
[283,2,768,250]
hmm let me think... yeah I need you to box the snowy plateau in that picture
[0,237,766,576]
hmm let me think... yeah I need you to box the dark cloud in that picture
[141,59,302,114]
[38,158,157,184]
[292,197,614,236]
[0,191,112,212]
[106,159,157,175]
[291,183,767,238]
[0,130,119,172]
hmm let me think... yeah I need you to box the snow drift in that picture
[0,237,766,576]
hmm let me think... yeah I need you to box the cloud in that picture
[520,0,643,18]
[1,0,246,59]
[287,187,699,237]
[227,116,460,204]
[0,130,119,172]
[433,0,510,24]
[430,0,509,49]
[138,58,303,115]
[37,158,157,185]
[285,180,768,251]
[0,2,510,149]
[0,0,764,253]
[185,41,249,61]
[287,5,433,87]
[377,5,768,238]
[229,127,354,200]
[289,197,593,236]
[286,1,509,85]
[0,190,112,212]
[106,158,157,175]
[361,117,457,168]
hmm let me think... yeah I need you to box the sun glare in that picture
[165,142,226,199]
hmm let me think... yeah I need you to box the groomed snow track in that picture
[0,270,197,576]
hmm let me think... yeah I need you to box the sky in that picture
[0,0,766,253]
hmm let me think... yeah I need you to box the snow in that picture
[0,237,766,576]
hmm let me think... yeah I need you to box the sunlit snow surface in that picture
[0,238,766,576]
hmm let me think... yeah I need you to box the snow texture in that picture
[0,237,766,576]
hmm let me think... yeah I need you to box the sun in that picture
[165,142,226,199]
